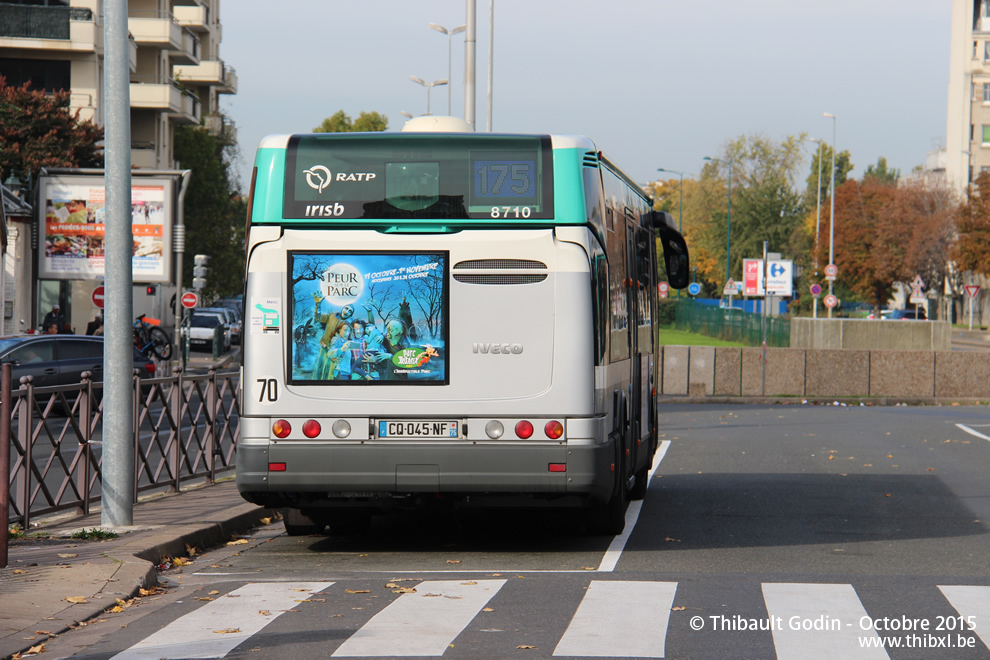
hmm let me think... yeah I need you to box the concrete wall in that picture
[664,345,990,400]
[790,319,951,351]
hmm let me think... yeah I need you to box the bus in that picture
[237,116,689,535]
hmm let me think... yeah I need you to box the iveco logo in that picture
[472,343,524,355]
[303,165,332,193]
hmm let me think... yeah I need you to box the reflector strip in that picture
[548,463,566,472]
[268,462,286,472]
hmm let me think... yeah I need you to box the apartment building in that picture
[0,0,235,334]
[947,0,990,191]
[0,0,236,168]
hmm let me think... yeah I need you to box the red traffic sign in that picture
[966,285,981,299]
[180,292,199,309]
[824,264,838,281]
[91,285,105,309]
[810,283,822,297]
[824,294,838,309]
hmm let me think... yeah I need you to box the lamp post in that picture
[808,138,823,272]
[703,156,732,288]
[428,23,465,116]
[409,76,448,116]
[824,112,837,318]
[656,168,684,233]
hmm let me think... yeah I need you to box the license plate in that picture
[378,420,459,439]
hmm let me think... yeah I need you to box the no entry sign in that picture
[91,285,105,309]
[181,292,199,309]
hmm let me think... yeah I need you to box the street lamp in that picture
[409,76,448,116]
[808,137,823,271]
[824,112,837,318]
[428,23,465,116]
[656,168,684,233]
[703,156,732,288]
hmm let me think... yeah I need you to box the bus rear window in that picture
[283,134,553,220]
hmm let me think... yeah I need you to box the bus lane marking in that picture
[955,423,990,442]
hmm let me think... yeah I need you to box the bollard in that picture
[212,324,223,358]
[1,362,11,568]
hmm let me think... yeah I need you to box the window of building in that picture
[0,58,70,92]
[983,126,990,144]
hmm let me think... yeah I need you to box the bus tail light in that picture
[544,420,563,439]
[272,420,291,438]
[514,420,534,439]
[144,362,156,375]
[302,420,321,438]
[269,462,286,472]
[548,463,566,472]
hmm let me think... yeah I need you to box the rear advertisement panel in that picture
[37,175,173,283]
[287,251,448,385]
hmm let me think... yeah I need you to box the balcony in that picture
[131,141,158,169]
[127,12,200,65]
[173,4,209,33]
[129,76,200,124]
[0,5,99,52]
[219,64,237,94]
[174,59,224,86]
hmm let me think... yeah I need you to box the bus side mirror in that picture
[651,212,690,290]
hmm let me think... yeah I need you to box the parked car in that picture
[184,313,229,351]
[867,309,893,320]
[201,305,241,345]
[0,335,155,389]
[888,309,926,320]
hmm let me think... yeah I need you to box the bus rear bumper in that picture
[236,438,614,509]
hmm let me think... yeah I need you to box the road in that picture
[35,404,990,659]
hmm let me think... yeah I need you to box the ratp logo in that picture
[303,165,332,193]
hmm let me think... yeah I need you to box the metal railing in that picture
[2,364,240,530]
[673,299,791,347]
[0,4,94,40]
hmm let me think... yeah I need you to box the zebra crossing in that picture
[107,580,990,659]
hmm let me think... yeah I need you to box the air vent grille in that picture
[453,259,547,270]
[453,274,548,285]
[583,151,600,168]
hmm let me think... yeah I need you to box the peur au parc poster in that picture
[288,252,448,385]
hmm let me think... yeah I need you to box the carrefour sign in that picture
[743,259,794,297]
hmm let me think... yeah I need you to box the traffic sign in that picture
[911,274,925,290]
[824,294,838,309]
[91,285,105,309]
[723,278,736,296]
[810,283,822,297]
[180,292,199,309]
[966,285,981,299]
[909,287,925,304]
[687,282,701,296]
[824,264,838,281]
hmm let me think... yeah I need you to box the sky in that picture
[219,0,950,193]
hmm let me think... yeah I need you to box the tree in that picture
[313,110,388,133]
[174,121,245,300]
[863,157,900,185]
[952,171,990,278]
[0,76,103,184]
[803,142,853,210]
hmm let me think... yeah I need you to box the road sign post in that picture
[966,285,981,330]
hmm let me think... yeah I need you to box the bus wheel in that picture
[281,508,325,536]
[587,470,628,536]
[629,463,650,500]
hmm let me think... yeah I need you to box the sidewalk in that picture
[0,480,273,660]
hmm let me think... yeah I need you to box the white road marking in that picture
[955,423,990,442]
[553,580,677,657]
[597,440,669,572]
[109,581,332,660]
[331,579,505,657]
[939,585,990,650]
[762,583,889,659]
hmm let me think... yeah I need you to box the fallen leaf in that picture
[196,597,215,602]
[483,607,494,612]
[226,539,248,546]
[185,544,200,556]
[580,567,595,571]
[332,614,343,618]
[345,589,370,594]
[446,560,462,564]
[927,468,936,472]
[33,631,51,635]
[13,569,27,574]
[25,644,45,654]
[58,553,78,559]
[259,610,271,616]
[214,628,241,634]
[66,596,88,604]
[517,645,537,649]
[672,606,687,611]
[392,587,417,594]
[260,517,272,525]
[461,581,478,585]
[110,605,125,613]
[172,557,193,566]
[209,590,220,595]
[664,537,681,543]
